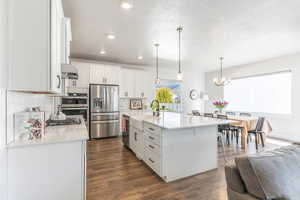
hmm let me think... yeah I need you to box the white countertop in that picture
[7,115,89,148]
[124,112,234,130]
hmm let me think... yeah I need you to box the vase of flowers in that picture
[213,100,228,113]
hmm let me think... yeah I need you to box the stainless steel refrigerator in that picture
[89,84,120,139]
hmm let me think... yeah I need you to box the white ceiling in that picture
[62,0,300,71]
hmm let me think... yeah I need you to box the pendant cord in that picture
[177,27,183,74]
[179,28,181,73]
[155,44,159,79]
[220,57,224,79]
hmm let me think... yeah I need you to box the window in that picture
[224,71,292,114]
[155,80,182,113]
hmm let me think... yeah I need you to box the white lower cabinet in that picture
[129,126,144,160]
[7,141,86,200]
[143,123,162,176]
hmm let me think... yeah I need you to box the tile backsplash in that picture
[120,98,150,112]
[6,91,54,144]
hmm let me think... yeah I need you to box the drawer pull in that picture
[148,136,154,140]
[148,127,155,131]
[148,144,155,149]
[148,158,155,163]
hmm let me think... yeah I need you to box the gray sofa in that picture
[225,145,300,200]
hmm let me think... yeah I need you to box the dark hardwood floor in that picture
[87,137,287,200]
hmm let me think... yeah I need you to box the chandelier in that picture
[213,57,230,86]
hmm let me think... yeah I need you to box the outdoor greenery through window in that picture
[155,80,182,113]
[224,71,292,114]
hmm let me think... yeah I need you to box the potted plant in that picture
[212,100,228,113]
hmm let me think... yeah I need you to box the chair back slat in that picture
[255,117,265,131]
[204,113,214,118]
[217,114,228,120]
[240,112,251,117]
[192,110,201,116]
[226,111,236,116]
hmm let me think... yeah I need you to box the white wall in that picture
[0,0,7,88]
[0,0,8,199]
[181,66,205,114]
[205,53,300,141]
[156,65,205,114]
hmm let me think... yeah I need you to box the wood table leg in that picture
[241,122,248,151]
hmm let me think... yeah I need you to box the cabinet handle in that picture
[57,75,61,89]
[148,136,154,140]
[148,128,155,131]
[134,132,137,141]
[148,158,155,163]
[148,144,154,149]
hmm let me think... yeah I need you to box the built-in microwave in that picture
[61,93,88,108]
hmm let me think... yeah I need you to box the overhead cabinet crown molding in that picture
[7,0,68,93]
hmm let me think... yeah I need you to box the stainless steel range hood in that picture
[61,64,78,79]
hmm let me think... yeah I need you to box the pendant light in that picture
[213,57,230,86]
[177,26,183,81]
[120,0,133,10]
[154,43,160,85]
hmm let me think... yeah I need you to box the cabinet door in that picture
[106,65,120,85]
[50,0,63,93]
[72,61,90,88]
[135,70,154,99]
[8,0,51,91]
[143,70,155,100]
[8,142,85,200]
[136,129,144,160]
[129,126,137,153]
[120,68,135,97]
[90,64,106,84]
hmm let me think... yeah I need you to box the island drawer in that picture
[144,123,161,136]
[130,118,143,130]
[144,131,161,146]
[145,139,160,155]
[144,147,161,175]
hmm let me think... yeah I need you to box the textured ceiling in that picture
[62,0,300,71]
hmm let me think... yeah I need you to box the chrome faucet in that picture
[150,99,160,117]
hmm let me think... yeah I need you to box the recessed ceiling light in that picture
[100,50,106,55]
[107,34,115,40]
[138,56,143,60]
[120,0,133,10]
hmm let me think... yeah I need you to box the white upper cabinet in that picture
[8,0,65,93]
[50,0,64,93]
[120,68,154,99]
[90,64,120,85]
[71,61,90,88]
[61,17,72,64]
[119,68,136,98]
[135,70,154,99]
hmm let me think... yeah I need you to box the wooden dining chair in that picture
[247,117,265,150]
[204,113,214,118]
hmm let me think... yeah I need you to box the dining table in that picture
[227,115,273,150]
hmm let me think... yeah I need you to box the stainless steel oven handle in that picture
[91,113,119,116]
[91,120,119,124]
[62,96,88,99]
[62,107,88,110]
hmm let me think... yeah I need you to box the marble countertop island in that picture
[7,115,89,148]
[124,111,233,130]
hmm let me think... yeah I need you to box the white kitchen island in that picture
[126,112,232,182]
